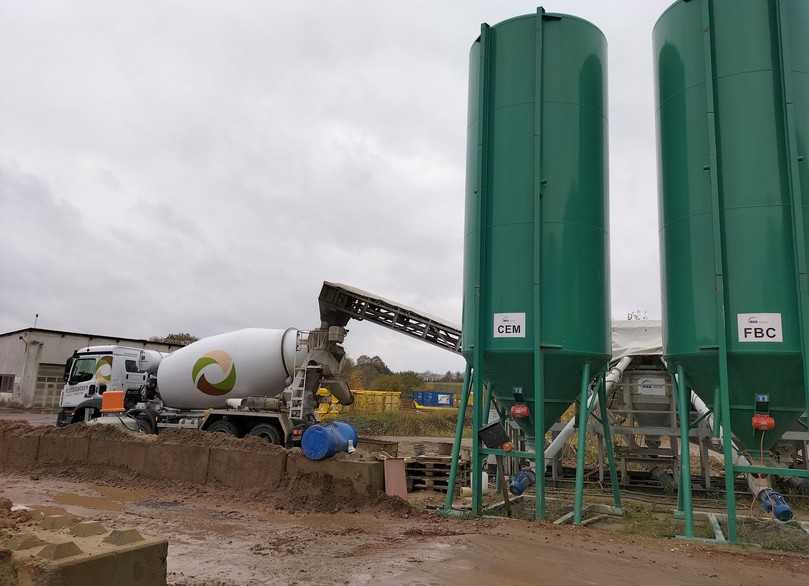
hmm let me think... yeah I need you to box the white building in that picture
[0,328,183,409]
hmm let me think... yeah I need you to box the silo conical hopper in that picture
[655,0,809,542]
[454,7,613,519]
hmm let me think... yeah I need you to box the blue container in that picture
[301,421,359,461]
[413,391,455,407]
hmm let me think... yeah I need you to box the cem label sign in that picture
[493,312,526,338]
[737,313,782,343]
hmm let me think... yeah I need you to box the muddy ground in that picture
[2,410,809,584]
[3,471,809,585]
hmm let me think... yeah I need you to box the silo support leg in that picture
[574,362,592,525]
[676,365,694,538]
[718,372,737,543]
[597,371,622,511]
[443,363,472,513]
[471,365,484,515]
[534,354,545,521]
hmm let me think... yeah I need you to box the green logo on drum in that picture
[192,351,237,396]
[95,356,113,384]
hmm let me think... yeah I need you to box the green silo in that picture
[655,0,809,540]
[458,8,612,518]
[462,9,609,438]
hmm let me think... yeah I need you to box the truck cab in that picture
[57,346,164,426]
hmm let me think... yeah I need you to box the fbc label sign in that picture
[493,313,526,338]
[737,313,783,343]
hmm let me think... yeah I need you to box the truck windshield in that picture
[69,357,97,384]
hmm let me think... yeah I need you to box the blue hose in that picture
[758,489,793,522]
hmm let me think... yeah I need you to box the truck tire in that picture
[133,412,157,435]
[206,419,240,436]
[247,423,282,445]
[72,407,99,424]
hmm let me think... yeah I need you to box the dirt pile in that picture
[0,498,31,530]
[270,472,413,516]
[0,421,402,516]
[156,428,282,451]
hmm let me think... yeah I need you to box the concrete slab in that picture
[286,452,384,496]
[87,435,151,474]
[147,442,209,484]
[207,446,287,490]
[37,431,90,465]
[4,429,41,471]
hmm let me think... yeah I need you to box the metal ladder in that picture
[287,331,310,421]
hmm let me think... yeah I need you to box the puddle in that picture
[52,484,150,512]
[52,493,126,511]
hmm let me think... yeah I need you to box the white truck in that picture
[57,326,353,445]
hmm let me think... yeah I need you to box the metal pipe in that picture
[543,357,632,463]
[689,389,765,497]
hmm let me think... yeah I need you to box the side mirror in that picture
[87,384,96,396]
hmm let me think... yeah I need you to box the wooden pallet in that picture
[405,455,469,493]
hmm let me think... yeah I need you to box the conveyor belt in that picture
[318,281,462,354]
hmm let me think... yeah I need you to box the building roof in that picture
[0,327,185,349]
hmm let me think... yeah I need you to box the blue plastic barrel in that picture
[301,421,359,460]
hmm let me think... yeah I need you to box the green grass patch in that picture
[331,410,470,437]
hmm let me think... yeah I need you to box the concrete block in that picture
[39,514,80,530]
[207,447,287,490]
[37,432,90,465]
[286,453,384,496]
[4,431,41,471]
[7,534,45,551]
[37,541,83,560]
[87,436,150,474]
[70,522,107,537]
[0,427,6,472]
[146,442,209,484]
[103,529,143,546]
[3,513,167,586]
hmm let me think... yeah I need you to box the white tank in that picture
[156,328,300,409]
[137,349,166,375]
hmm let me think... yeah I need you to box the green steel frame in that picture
[442,361,623,522]
[671,0,809,545]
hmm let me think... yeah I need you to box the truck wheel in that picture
[247,423,282,445]
[134,413,157,435]
[207,419,240,436]
[73,408,98,424]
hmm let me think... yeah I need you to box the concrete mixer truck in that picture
[56,326,353,445]
[57,281,465,443]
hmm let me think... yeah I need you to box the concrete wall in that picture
[0,424,385,500]
[0,329,182,408]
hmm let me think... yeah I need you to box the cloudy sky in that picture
[0,1,672,373]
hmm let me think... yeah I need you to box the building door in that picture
[35,363,65,408]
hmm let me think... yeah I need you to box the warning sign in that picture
[737,313,783,343]
[493,313,526,338]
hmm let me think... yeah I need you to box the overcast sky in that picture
[0,1,673,373]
